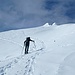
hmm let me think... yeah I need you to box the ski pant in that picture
[25,45,29,54]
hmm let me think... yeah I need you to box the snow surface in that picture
[0,23,75,75]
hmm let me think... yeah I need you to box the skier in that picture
[24,37,35,54]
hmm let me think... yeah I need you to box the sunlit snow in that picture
[0,23,75,75]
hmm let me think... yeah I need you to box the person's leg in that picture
[25,46,27,54]
[27,46,29,54]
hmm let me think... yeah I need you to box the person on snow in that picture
[24,37,35,54]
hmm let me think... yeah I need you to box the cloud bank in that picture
[0,0,75,31]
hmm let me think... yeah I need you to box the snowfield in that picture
[0,23,75,75]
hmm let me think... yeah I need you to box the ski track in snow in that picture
[23,48,44,75]
[0,38,45,75]
[0,37,23,48]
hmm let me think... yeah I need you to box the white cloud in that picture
[0,0,75,31]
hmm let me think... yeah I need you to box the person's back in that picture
[25,37,31,46]
[24,37,34,54]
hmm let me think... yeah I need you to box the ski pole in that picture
[33,42,36,49]
[21,45,24,55]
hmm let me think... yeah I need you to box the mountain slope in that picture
[0,23,75,75]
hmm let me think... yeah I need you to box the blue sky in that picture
[0,0,75,32]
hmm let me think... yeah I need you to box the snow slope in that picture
[0,23,75,75]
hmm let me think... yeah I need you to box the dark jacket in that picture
[24,37,34,46]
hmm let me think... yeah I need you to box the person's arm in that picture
[30,39,35,42]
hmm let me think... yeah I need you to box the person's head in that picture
[26,37,30,40]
